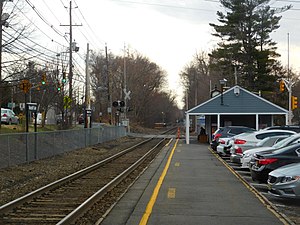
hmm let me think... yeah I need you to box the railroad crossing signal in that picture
[279,80,285,92]
[292,96,298,110]
[112,100,125,107]
[19,80,32,93]
[123,88,131,100]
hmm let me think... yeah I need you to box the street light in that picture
[219,78,227,105]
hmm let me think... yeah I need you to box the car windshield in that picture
[272,135,300,149]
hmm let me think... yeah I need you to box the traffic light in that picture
[280,80,285,92]
[41,73,46,85]
[57,80,61,91]
[62,71,66,83]
[292,96,298,110]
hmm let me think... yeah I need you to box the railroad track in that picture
[0,128,178,225]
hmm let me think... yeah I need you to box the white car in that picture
[229,129,297,164]
[1,108,19,125]
[216,137,232,156]
[240,135,291,169]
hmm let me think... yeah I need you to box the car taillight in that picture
[258,158,278,165]
[214,133,222,139]
[219,139,226,144]
[2,113,7,117]
[235,147,243,154]
[234,139,246,144]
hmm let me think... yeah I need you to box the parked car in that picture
[1,108,19,125]
[267,163,300,199]
[216,137,232,156]
[230,129,296,164]
[250,143,300,183]
[240,135,291,169]
[264,125,300,133]
[248,134,300,170]
[210,126,256,151]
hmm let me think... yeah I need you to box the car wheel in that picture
[8,119,12,125]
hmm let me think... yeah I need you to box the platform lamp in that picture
[219,78,227,105]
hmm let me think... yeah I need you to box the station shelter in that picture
[185,85,289,144]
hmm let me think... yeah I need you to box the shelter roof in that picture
[187,85,288,115]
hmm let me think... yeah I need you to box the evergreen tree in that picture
[209,0,291,91]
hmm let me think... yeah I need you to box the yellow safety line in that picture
[139,138,179,225]
[208,147,291,225]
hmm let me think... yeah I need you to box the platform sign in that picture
[26,103,37,112]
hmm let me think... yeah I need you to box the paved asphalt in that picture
[101,138,288,225]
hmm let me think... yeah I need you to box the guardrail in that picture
[0,126,126,169]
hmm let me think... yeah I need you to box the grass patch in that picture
[0,124,61,134]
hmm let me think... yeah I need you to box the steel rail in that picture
[0,127,177,225]
[57,138,166,225]
[0,138,153,214]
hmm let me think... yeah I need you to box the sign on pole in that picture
[123,88,131,100]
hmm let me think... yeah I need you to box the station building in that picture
[185,85,289,144]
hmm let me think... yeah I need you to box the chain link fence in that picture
[0,126,126,169]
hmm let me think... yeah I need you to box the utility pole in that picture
[279,34,295,125]
[194,70,198,132]
[105,44,112,124]
[85,43,91,128]
[60,0,81,126]
[288,33,291,124]
[123,44,127,120]
[68,0,73,102]
[0,0,3,132]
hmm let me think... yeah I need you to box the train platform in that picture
[100,137,288,225]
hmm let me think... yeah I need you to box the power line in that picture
[73,0,105,48]
[12,1,68,48]
[3,31,65,63]
[24,0,66,37]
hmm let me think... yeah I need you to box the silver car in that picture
[268,163,300,199]
[230,129,297,164]
[1,108,19,125]
[240,135,291,169]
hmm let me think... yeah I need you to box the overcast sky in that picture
[16,0,300,107]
